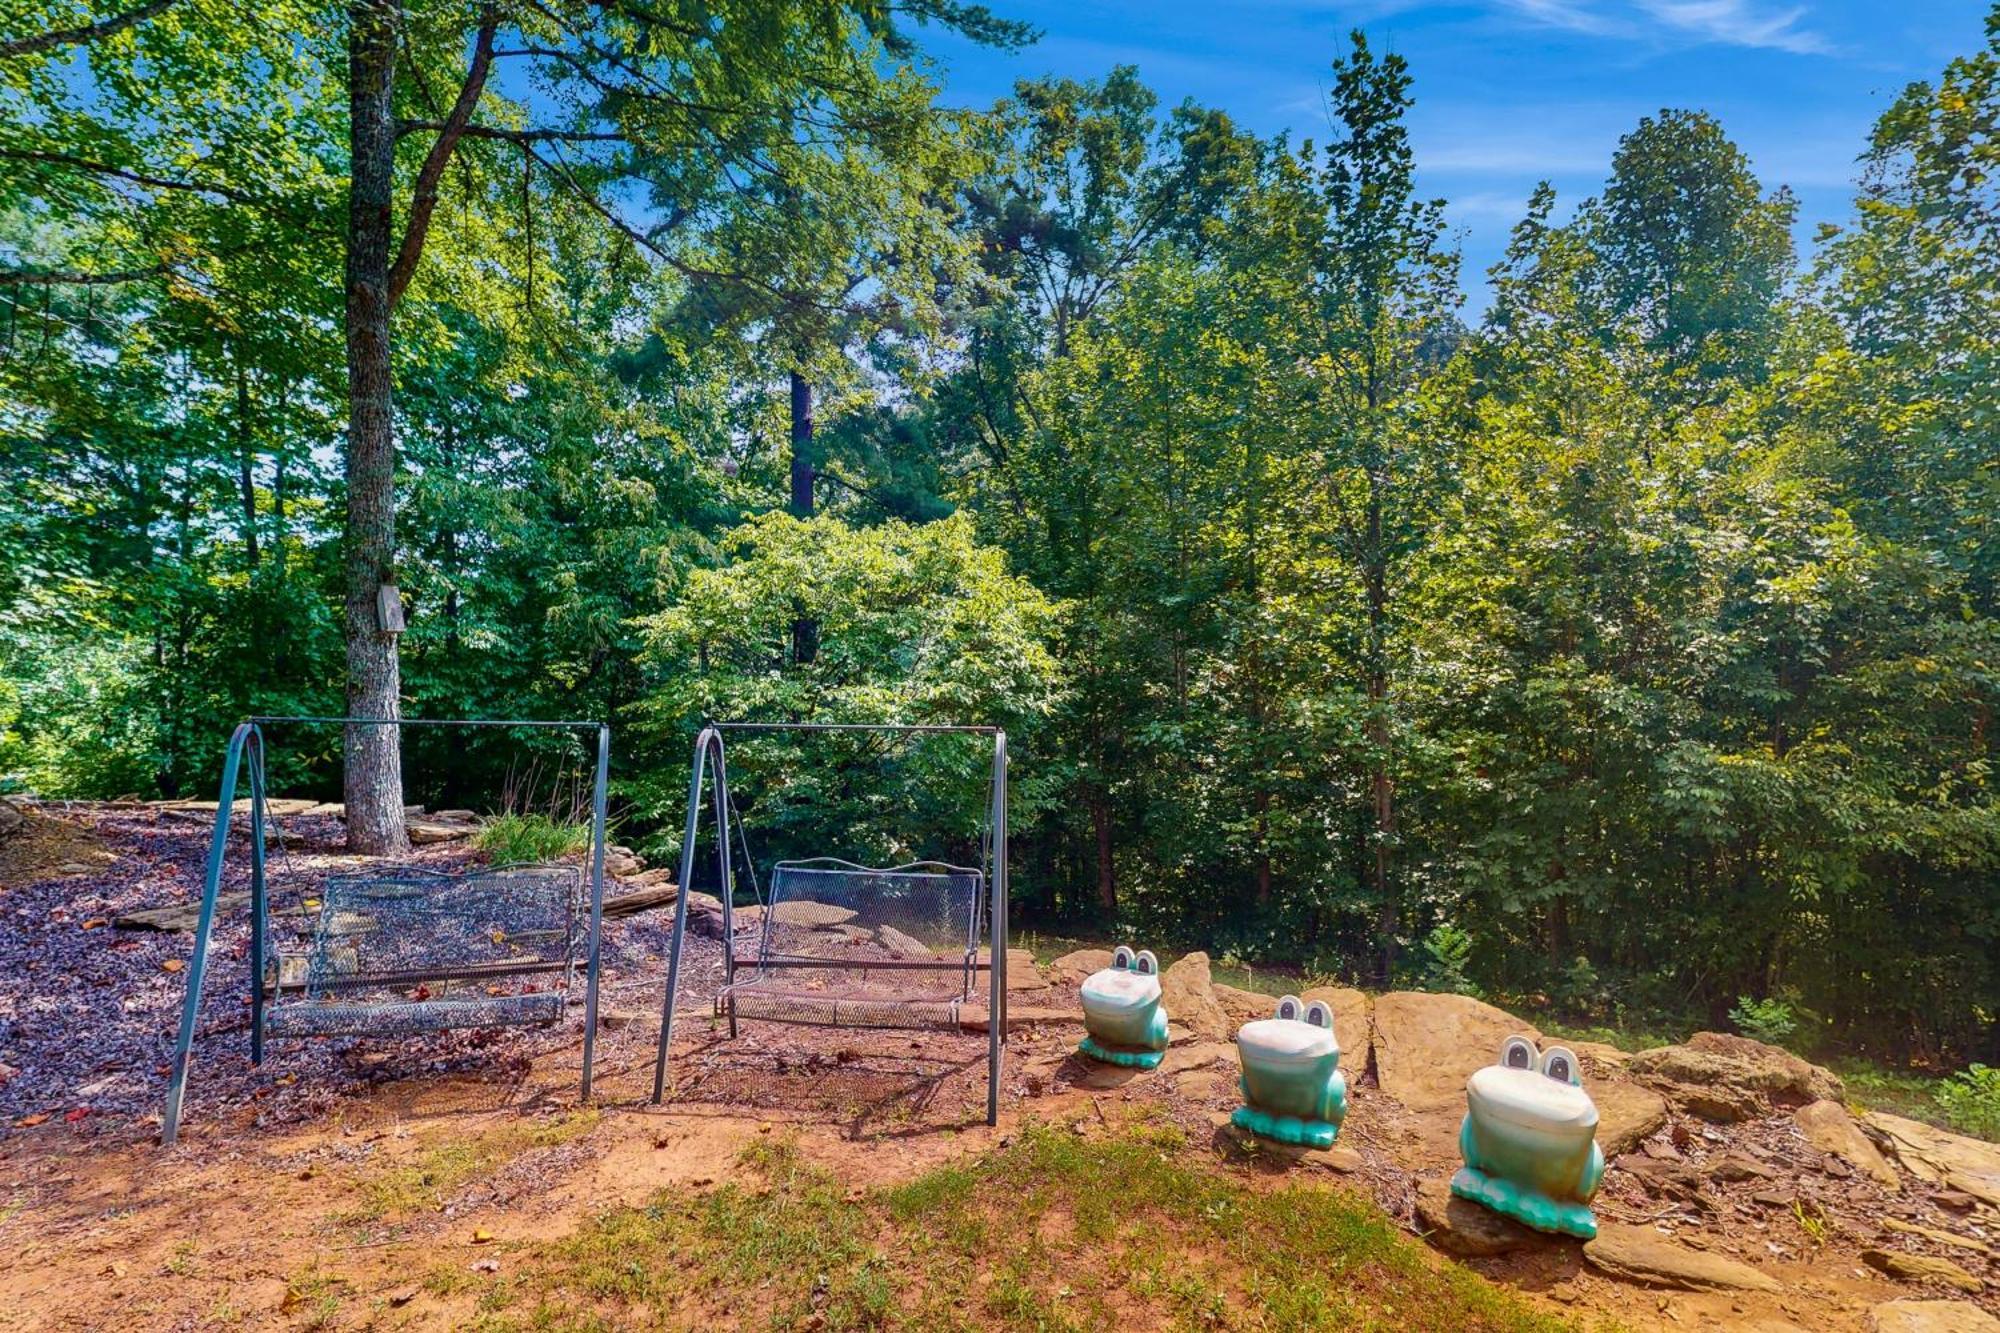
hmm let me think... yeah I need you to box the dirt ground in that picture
[1,810,1995,1331]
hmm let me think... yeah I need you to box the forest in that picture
[3,1,1995,1067]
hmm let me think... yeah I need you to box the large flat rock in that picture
[1300,986,1372,1057]
[1048,948,1112,986]
[1865,1113,2000,1208]
[1869,1300,2000,1332]
[1627,1032,1844,1118]
[1863,1250,1985,1293]
[1796,1099,1900,1188]
[1413,1178,1555,1257]
[1595,1079,1671,1158]
[1583,1222,1781,1292]
[1372,992,1541,1112]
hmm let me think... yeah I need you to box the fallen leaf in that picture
[160,959,184,973]
[81,918,106,930]
[471,1228,495,1244]
[14,1113,50,1127]
[388,1286,420,1306]
[64,1106,91,1123]
[469,1259,499,1273]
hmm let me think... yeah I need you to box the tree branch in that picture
[386,5,497,310]
[0,0,177,59]
[395,119,625,144]
[1,260,174,286]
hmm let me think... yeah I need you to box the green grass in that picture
[450,1121,1568,1332]
[475,812,592,865]
[345,1111,599,1223]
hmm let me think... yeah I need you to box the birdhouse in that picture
[376,582,406,635]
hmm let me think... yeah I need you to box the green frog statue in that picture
[1078,946,1170,1069]
[1231,995,1348,1148]
[1451,1035,1604,1239]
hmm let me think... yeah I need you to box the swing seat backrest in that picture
[751,859,983,981]
[264,862,583,1038]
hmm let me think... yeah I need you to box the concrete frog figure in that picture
[1231,994,1348,1149]
[1451,1035,1604,1239]
[1078,946,1170,1069]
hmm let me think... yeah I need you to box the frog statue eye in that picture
[1303,1000,1333,1030]
[1134,950,1158,976]
[1499,1035,1539,1070]
[1111,946,1134,971]
[1541,1046,1579,1086]
[1274,994,1304,1022]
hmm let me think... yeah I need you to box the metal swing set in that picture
[159,716,612,1147]
[649,722,1011,1125]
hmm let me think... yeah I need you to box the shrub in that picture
[1729,994,1798,1047]
[1420,923,1481,998]
[1935,1064,2000,1142]
[476,812,589,865]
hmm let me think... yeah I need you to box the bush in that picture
[1935,1064,2000,1142]
[476,812,590,865]
[1420,924,1481,998]
[1729,994,1798,1047]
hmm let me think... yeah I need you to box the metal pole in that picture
[652,726,717,1102]
[987,730,1008,1126]
[710,721,998,735]
[248,737,268,1066]
[578,724,612,1099]
[161,721,259,1147]
[713,737,737,1040]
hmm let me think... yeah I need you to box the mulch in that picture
[0,807,720,1143]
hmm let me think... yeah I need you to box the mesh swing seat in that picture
[263,863,586,1039]
[715,859,984,1031]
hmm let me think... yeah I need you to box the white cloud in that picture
[1495,0,1832,55]
[1636,0,1831,54]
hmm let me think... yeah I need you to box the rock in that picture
[1584,1222,1781,1292]
[1626,1033,1844,1117]
[958,1005,1073,1034]
[874,924,933,958]
[768,900,858,929]
[597,1009,638,1031]
[1796,1100,1900,1189]
[1708,1151,1780,1183]
[1881,1217,1992,1256]
[1615,1154,1709,1204]
[601,881,680,918]
[1595,1080,1671,1158]
[1865,1114,2000,1209]
[1213,983,1273,1028]
[1934,1191,1979,1213]
[1750,1187,1796,1209]
[1158,1042,1233,1077]
[1048,949,1112,986]
[1299,986,1372,1056]
[1371,992,1541,1112]
[407,820,476,845]
[0,796,23,839]
[973,948,1047,993]
[1868,1299,2000,1332]
[114,891,250,932]
[1862,1250,1985,1293]
[1160,952,1230,1041]
[1414,1178,1557,1257]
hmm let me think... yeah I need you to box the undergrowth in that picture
[454,1121,1565,1332]
[475,812,591,865]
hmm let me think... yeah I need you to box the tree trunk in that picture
[1366,489,1395,986]
[788,367,819,665]
[234,350,259,570]
[1091,794,1116,916]
[341,0,408,856]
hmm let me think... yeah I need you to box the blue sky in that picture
[926,0,1982,308]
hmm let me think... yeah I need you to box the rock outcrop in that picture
[1413,1178,1553,1257]
[1865,1113,2000,1210]
[1371,991,1541,1112]
[1625,1031,1844,1120]
[1583,1223,1781,1292]
[1796,1099,1900,1188]
[1160,951,1231,1040]
[1868,1300,2000,1332]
